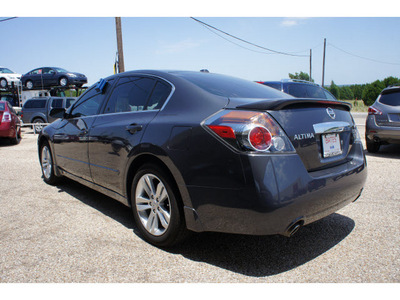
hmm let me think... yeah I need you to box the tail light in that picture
[1,112,11,123]
[203,110,295,153]
[368,107,382,115]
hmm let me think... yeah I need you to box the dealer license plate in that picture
[322,133,342,158]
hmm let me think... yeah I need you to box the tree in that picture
[339,86,354,100]
[383,76,400,87]
[328,81,340,99]
[362,80,385,106]
[288,71,314,82]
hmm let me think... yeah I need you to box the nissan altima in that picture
[38,70,367,247]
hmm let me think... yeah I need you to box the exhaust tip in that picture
[282,219,304,237]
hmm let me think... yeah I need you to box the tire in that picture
[33,118,45,134]
[131,164,188,247]
[26,80,33,89]
[10,125,21,145]
[0,78,7,88]
[59,77,68,87]
[40,141,60,185]
[366,139,380,153]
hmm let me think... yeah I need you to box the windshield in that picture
[0,68,14,74]
[54,67,68,73]
[380,91,400,106]
[174,72,288,99]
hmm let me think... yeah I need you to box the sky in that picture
[1,1,400,87]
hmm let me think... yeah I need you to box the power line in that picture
[0,17,17,23]
[328,42,400,66]
[191,17,308,58]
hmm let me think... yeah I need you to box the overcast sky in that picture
[2,1,399,87]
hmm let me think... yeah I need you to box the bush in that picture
[362,80,385,106]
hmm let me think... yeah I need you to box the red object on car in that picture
[0,100,21,144]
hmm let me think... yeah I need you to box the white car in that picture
[0,67,21,88]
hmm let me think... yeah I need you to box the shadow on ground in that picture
[55,178,355,277]
[364,144,400,159]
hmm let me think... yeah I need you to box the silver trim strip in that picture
[313,121,351,134]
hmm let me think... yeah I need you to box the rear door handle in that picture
[126,124,143,134]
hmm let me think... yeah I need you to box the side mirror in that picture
[49,108,66,119]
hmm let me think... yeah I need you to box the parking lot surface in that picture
[0,113,399,283]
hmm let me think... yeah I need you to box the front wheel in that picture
[131,164,187,247]
[40,141,60,185]
[59,77,68,87]
[26,80,33,89]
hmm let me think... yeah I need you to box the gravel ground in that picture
[0,113,399,283]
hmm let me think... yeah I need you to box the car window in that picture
[51,98,63,108]
[146,81,172,110]
[287,84,326,99]
[66,98,76,108]
[43,68,55,74]
[262,82,281,90]
[69,95,103,118]
[104,77,155,113]
[0,103,5,111]
[175,72,287,98]
[380,91,400,106]
[324,90,336,100]
[24,99,46,109]
[0,68,13,74]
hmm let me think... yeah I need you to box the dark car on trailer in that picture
[365,85,400,152]
[38,70,367,247]
[21,67,87,90]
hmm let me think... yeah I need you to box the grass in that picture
[342,100,368,113]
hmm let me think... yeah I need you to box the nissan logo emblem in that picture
[326,107,336,119]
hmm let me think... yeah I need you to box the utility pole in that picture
[322,38,326,87]
[115,17,125,73]
[309,49,312,82]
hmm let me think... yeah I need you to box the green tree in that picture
[362,80,385,106]
[349,84,364,100]
[383,76,400,87]
[328,81,340,99]
[339,86,354,100]
[288,71,314,82]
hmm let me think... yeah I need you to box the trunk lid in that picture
[231,98,357,172]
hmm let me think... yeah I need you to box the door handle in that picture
[126,124,143,134]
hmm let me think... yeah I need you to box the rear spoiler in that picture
[236,98,352,111]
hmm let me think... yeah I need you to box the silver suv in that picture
[365,86,400,153]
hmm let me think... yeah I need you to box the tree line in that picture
[289,72,400,106]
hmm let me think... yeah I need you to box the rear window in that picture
[66,98,76,108]
[262,82,282,90]
[24,99,47,109]
[175,72,288,99]
[380,91,400,106]
[0,103,5,111]
[287,83,326,99]
[51,98,63,108]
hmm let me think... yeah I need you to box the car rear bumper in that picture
[185,142,367,236]
[366,115,400,144]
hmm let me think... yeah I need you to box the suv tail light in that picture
[203,110,295,153]
[368,106,382,115]
[1,112,11,123]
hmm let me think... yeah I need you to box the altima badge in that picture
[326,107,336,119]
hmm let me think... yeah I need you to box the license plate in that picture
[322,133,342,158]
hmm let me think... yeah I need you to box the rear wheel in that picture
[366,136,380,153]
[10,125,21,145]
[26,80,33,89]
[33,118,45,134]
[40,141,60,185]
[131,164,187,247]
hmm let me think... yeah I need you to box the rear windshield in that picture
[262,82,282,90]
[287,83,327,99]
[380,91,400,106]
[0,103,5,111]
[174,72,288,99]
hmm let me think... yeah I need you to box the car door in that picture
[42,67,57,86]
[52,86,108,181]
[88,76,172,194]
